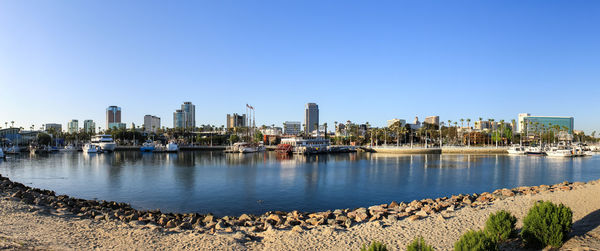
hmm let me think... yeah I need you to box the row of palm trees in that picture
[357,118,521,147]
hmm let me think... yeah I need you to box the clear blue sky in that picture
[1,1,599,133]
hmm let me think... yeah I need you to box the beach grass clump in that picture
[521,201,573,248]
[454,230,497,251]
[360,240,388,251]
[483,210,517,243]
[406,236,434,251]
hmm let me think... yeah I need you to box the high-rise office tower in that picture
[106,106,122,129]
[304,103,319,134]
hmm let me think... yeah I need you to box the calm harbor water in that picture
[0,152,599,216]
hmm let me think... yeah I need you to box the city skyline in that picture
[1,1,599,133]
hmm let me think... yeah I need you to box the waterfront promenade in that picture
[1,175,599,250]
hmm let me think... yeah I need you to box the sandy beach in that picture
[1,178,599,250]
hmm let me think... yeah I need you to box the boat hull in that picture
[166,143,178,152]
[525,152,545,155]
[140,147,155,152]
[99,143,116,152]
[546,153,573,157]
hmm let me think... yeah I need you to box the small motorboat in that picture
[546,148,573,157]
[525,146,545,155]
[5,145,20,154]
[30,145,48,155]
[140,141,155,152]
[507,145,525,155]
[275,144,293,155]
[59,144,78,152]
[48,146,60,153]
[166,141,179,152]
[83,143,103,153]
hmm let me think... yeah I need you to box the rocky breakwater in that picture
[0,173,593,238]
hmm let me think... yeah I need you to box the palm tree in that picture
[323,123,328,139]
[439,121,445,147]
[459,119,465,146]
[499,120,505,146]
[398,126,408,146]
[511,119,516,145]
[389,121,401,147]
[453,122,458,145]
[370,127,377,146]
[10,121,14,128]
[446,120,452,145]
[466,118,471,147]
[382,127,387,145]
[489,119,495,146]
[417,127,426,147]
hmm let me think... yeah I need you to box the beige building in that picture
[424,116,439,125]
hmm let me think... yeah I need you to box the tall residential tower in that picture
[83,120,96,134]
[144,115,161,133]
[68,119,79,134]
[174,102,196,129]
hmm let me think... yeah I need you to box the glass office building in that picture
[522,116,574,134]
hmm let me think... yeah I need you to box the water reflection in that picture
[0,152,599,216]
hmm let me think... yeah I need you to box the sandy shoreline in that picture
[1,177,600,250]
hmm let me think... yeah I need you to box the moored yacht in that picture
[238,143,266,153]
[507,145,525,155]
[140,140,155,152]
[59,144,77,152]
[91,135,117,152]
[525,146,545,155]
[225,142,244,153]
[166,141,179,152]
[280,138,331,155]
[546,147,573,157]
[83,143,102,153]
[224,142,265,153]
[5,145,20,154]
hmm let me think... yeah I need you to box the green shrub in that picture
[484,210,517,243]
[521,201,573,248]
[407,236,435,251]
[454,230,497,251]
[360,240,388,251]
